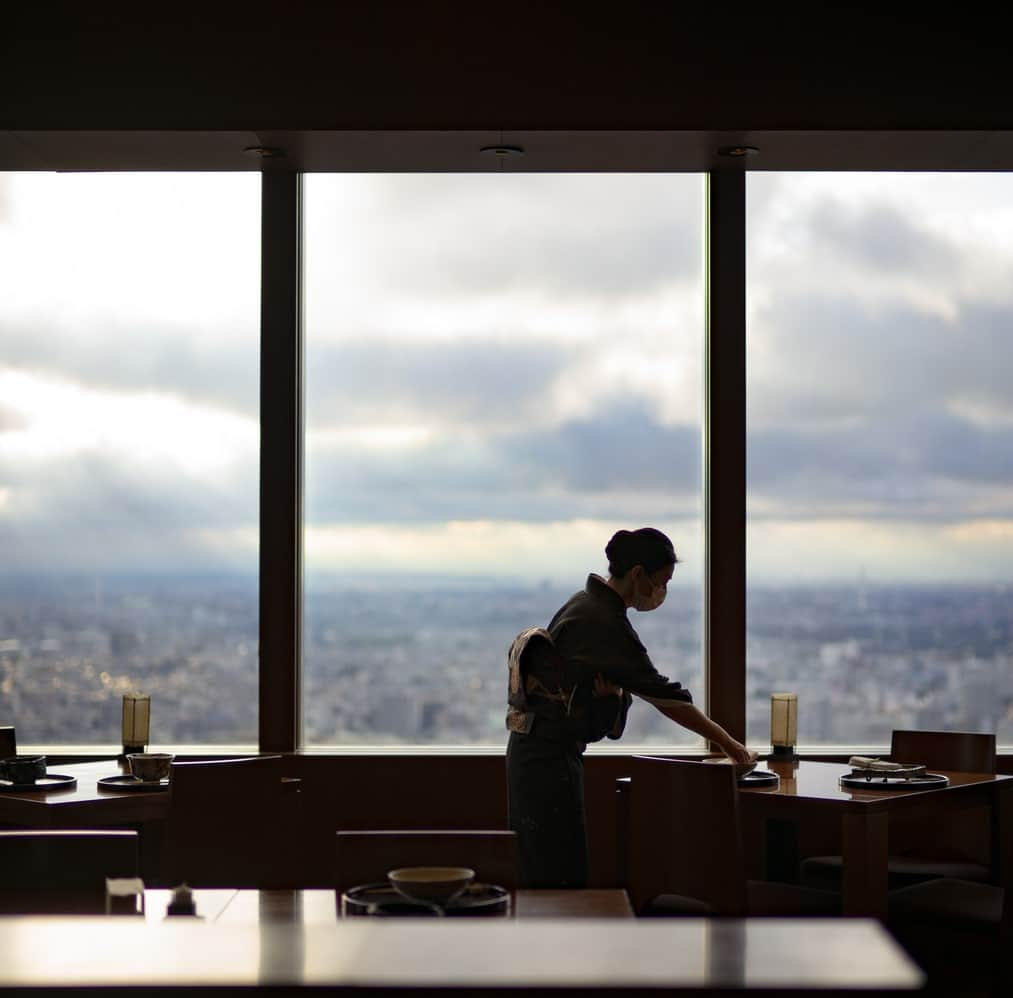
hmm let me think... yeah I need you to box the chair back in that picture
[165,755,301,888]
[335,829,519,902]
[627,756,747,915]
[0,830,138,913]
[890,730,996,774]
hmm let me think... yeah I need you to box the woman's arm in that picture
[653,701,756,764]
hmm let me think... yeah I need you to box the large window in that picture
[747,174,1013,747]
[303,174,705,746]
[0,173,261,747]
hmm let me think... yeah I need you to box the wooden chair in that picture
[335,829,519,910]
[164,755,303,888]
[0,829,139,913]
[801,730,997,892]
[888,876,1009,994]
[626,756,839,917]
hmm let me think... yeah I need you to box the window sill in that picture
[25,742,1013,760]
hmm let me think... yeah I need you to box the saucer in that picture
[97,774,170,792]
[0,773,77,793]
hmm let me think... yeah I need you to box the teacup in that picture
[0,754,47,784]
[127,752,174,782]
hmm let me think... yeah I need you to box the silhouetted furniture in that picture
[625,756,839,917]
[334,829,519,908]
[164,756,302,888]
[734,758,1013,918]
[155,886,633,922]
[0,829,139,913]
[801,730,997,892]
[889,877,1009,995]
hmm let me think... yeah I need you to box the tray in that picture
[0,773,77,793]
[97,774,170,792]
[342,882,510,917]
[738,770,779,787]
[840,772,949,791]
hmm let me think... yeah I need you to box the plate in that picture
[97,774,170,792]
[738,770,779,787]
[0,773,77,793]
[342,882,510,917]
[840,772,949,791]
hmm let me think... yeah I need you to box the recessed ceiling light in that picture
[479,145,525,159]
[718,145,759,158]
[243,146,286,159]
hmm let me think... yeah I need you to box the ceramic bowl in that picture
[387,866,475,906]
[0,754,47,783]
[127,752,175,782]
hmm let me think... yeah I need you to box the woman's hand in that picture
[722,740,758,766]
[593,673,623,698]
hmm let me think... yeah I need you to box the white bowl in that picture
[387,866,475,906]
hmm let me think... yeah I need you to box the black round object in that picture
[738,770,779,787]
[839,772,949,791]
[97,774,170,792]
[342,882,510,917]
[0,773,77,793]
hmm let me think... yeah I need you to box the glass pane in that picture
[304,174,705,746]
[0,173,261,747]
[747,173,1013,748]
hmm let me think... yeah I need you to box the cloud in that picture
[306,399,701,525]
[804,195,960,278]
[305,336,573,429]
[0,454,257,572]
[750,295,1013,430]
[0,317,258,418]
[305,173,703,305]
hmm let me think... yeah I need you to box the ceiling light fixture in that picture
[243,146,286,159]
[479,145,525,159]
[718,145,760,158]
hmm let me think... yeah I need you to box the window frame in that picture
[257,168,748,752]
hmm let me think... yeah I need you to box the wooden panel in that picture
[164,756,301,888]
[627,756,746,915]
[890,729,996,774]
[2,7,1009,133]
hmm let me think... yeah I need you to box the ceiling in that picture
[3,5,1012,173]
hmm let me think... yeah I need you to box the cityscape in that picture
[1,573,1010,749]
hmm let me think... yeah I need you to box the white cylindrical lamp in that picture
[770,692,798,760]
[122,693,150,756]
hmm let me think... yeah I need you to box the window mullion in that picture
[259,170,304,753]
[704,170,747,745]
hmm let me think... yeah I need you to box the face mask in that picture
[632,571,667,612]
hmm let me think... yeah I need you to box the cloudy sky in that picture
[0,170,1011,583]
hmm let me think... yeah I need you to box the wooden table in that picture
[0,914,924,994]
[738,759,1013,918]
[0,760,170,827]
[140,887,634,921]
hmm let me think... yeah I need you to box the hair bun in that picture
[605,527,677,578]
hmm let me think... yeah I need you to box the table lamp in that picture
[122,693,150,756]
[770,692,798,760]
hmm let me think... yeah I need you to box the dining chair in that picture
[888,877,1009,995]
[334,829,519,909]
[164,755,303,888]
[0,829,139,913]
[800,730,997,892]
[625,756,839,917]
